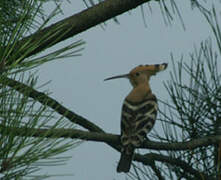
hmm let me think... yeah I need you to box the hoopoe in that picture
[104,63,168,173]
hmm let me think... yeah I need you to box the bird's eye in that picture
[135,72,140,76]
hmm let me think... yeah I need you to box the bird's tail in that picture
[117,146,134,173]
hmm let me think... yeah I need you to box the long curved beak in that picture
[104,73,129,81]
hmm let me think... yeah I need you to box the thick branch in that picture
[142,136,221,150]
[3,124,221,151]
[4,77,221,151]
[2,76,121,150]
[14,0,151,59]
[3,126,119,144]
[2,77,212,177]
[3,77,103,133]
[1,124,214,178]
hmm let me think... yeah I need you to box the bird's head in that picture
[104,63,168,87]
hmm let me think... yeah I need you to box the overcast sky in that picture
[37,0,216,179]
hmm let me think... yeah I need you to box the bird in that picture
[104,63,168,173]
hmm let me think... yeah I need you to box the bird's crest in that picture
[129,63,168,75]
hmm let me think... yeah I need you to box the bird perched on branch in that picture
[104,63,168,173]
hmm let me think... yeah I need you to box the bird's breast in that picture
[120,96,158,147]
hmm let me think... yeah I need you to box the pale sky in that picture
[37,0,215,179]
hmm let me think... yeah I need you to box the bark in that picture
[12,0,151,61]
[1,76,215,178]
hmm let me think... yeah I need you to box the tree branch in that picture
[2,126,119,144]
[1,77,215,178]
[149,161,165,180]
[1,123,214,178]
[3,76,221,151]
[3,77,103,133]
[3,124,221,151]
[2,76,121,152]
[13,0,151,60]
[135,153,214,180]
[142,136,221,150]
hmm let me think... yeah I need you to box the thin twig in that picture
[149,161,165,180]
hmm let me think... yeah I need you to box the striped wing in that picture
[120,95,158,148]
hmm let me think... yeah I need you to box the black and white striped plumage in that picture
[117,95,158,172]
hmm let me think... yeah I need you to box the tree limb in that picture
[2,124,221,151]
[1,126,119,145]
[135,153,214,180]
[142,136,221,150]
[3,77,221,151]
[1,77,213,178]
[13,0,151,60]
[0,123,215,178]
[3,77,103,133]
